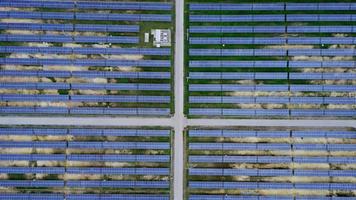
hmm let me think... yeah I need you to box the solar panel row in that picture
[189,195,355,200]
[0,46,171,56]
[189,181,356,190]
[0,193,64,200]
[189,72,287,80]
[189,49,355,57]
[0,34,139,44]
[0,193,170,200]
[190,15,284,22]
[189,143,356,151]
[189,3,356,11]
[0,141,170,149]
[0,127,170,137]
[0,82,170,90]
[1,94,170,103]
[68,142,170,150]
[67,180,169,188]
[189,3,285,11]
[287,14,356,21]
[189,155,356,164]
[67,167,169,175]
[0,11,171,22]
[0,180,169,188]
[189,84,356,92]
[189,26,356,33]
[190,14,356,22]
[0,23,139,32]
[66,194,170,200]
[189,61,356,68]
[0,58,171,67]
[190,37,356,45]
[0,107,171,116]
[188,72,356,80]
[0,154,170,162]
[189,130,356,139]
[0,1,172,10]
[189,96,355,105]
[0,70,170,79]
[0,167,169,175]
[189,109,355,117]
[189,168,355,177]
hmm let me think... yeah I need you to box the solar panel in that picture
[67,180,169,188]
[68,142,169,149]
[190,15,284,22]
[1,58,170,67]
[0,180,64,187]
[67,154,169,162]
[0,141,66,148]
[0,193,64,200]
[0,167,65,174]
[0,154,66,161]
[189,26,285,33]
[76,1,172,10]
[0,46,168,56]
[189,3,284,11]
[67,167,169,175]
[66,194,170,200]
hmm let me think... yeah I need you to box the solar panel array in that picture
[0,0,173,116]
[186,127,356,199]
[0,126,172,199]
[187,2,356,118]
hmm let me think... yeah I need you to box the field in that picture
[0,125,174,199]
[184,126,356,200]
[185,0,356,119]
[0,0,175,116]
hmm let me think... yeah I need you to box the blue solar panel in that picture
[67,154,169,162]
[190,37,286,45]
[189,3,284,11]
[76,1,172,11]
[0,193,64,200]
[190,15,284,22]
[0,180,64,187]
[0,154,66,161]
[68,129,170,137]
[66,194,170,200]
[68,142,169,150]
[67,180,169,188]
[190,181,294,189]
[0,128,33,135]
[67,167,169,175]
[68,95,170,103]
[1,58,170,67]
[189,26,285,33]
[190,195,296,200]
[0,141,66,148]
[69,107,170,116]
[1,0,75,9]
[0,167,65,174]
[291,109,325,117]
[1,11,74,20]
[0,46,168,56]
[190,168,293,177]
[75,24,139,32]
[70,71,170,79]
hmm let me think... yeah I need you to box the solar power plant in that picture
[187,2,356,118]
[186,127,356,200]
[0,0,173,116]
[0,126,172,199]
